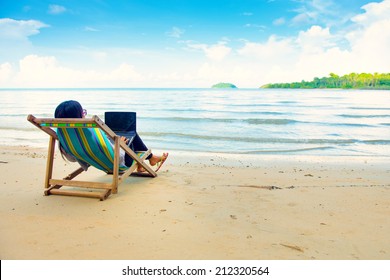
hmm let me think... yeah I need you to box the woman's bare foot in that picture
[149,153,169,172]
[149,153,168,166]
[137,166,146,172]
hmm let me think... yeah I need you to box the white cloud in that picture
[0,62,13,82]
[0,55,145,88]
[291,11,317,25]
[187,42,231,61]
[0,18,48,40]
[84,26,99,32]
[166,27,184,38]
[352,0,390,24]
[291,0,348,27]
[296,25,334,53]
[244,23,267,31]
[294,47,354,82]
[0,18,49,65]
[194,61,266,87]
[273,17,286,26]
[341,0,390,73]
[310,0,335,14]
[48,4,67,15]
[205,44,231,61]
[109,63,144,81]
[237,35,296,61]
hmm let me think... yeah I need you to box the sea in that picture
[0,88,389,157]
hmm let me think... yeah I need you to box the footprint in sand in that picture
[184,178,191,185]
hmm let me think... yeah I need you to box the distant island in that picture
[261,73,390,90]
[212,83,237,89]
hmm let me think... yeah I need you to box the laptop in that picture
[104,112,137,145]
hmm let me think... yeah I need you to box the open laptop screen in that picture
[104,112,137,141]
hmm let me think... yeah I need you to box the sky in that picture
[0,0,389,88]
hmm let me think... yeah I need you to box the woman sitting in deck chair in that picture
[55,100,168,173]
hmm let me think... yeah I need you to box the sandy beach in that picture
[0,144,389,260]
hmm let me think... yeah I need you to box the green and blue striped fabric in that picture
[57,127,129,173]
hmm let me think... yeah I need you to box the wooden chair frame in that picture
[27,114,157,200]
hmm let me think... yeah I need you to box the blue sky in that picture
[0,0,389,88]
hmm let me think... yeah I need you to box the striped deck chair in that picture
[27,114,157,200]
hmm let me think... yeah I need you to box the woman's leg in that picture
[125,133,168,171]
[131,133,153,160]
[124,133,152,167]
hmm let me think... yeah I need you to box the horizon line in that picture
[0,87,263,90]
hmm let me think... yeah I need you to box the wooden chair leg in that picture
[45,167,85,195]
[44,136,56,192]
[112,136,120,194]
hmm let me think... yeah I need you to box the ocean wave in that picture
[333,123,374,127]
[142,116,237,123]
[338,114,390,118]
[141,116,301,125]
[243,146,334,154]
[142,116,376,127]
[225,103,288,107]
[0,126,37,131]
[361,140,390,144]
[165,108,286,116]
[143,132,385,145]
[0,113,36,117]
[348,107,390,110]
[246,118,299,125]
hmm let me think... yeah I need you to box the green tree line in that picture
[261,73,390,89]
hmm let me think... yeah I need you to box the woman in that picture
[54,100,168,172]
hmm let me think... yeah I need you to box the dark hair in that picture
[54,100,83,118]
[54,100,84,161]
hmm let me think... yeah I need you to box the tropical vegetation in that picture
[261,73,390,89]
[212,83,237,89]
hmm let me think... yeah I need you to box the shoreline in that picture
[0,145,389,259]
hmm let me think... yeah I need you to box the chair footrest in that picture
[49,179,112,189]
[47,188,111,201]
